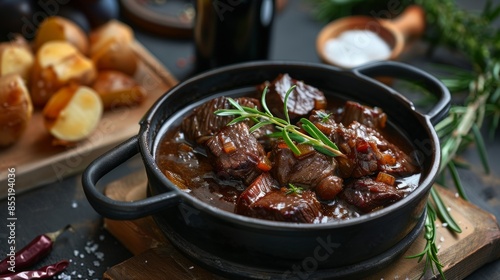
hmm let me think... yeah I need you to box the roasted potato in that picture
[0,74,33,147]
[34,16,89,55]
[31,41,96,107]
[0,36,34,81]
[43,84,103,144]
[91,70,146,109]
[89,20,138,75]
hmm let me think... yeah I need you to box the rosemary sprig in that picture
[214,86,344,158]
[309,0,500,278]
[406,203,444,279]
[286,184,304,195]
[401,0,499,276]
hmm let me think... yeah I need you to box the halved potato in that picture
[92,70,146,110]
[34,16,89,55]
[0,36,34,81]
[31,41,96,107]
[0,74,33,147]
[89,20,134,55]
[91,39,138,75]
[89,20,138,75]
[43,84,103,143]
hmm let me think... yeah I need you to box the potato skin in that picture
[91,40,138,75]
[89,20,138,75]
[0,36,34,81]
[0,74,33,147]
[43,84,103,144]
[34,16,89,55]
[91,70,146,109]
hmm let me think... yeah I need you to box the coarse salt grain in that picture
[323,29,391,68]
[95,251,104,261]
[58,272,72,280]
[85,243,99,254]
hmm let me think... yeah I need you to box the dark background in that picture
[0,0,499,279]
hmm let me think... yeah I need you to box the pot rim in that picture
[140,60,442,231]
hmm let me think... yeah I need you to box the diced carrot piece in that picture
[376,172,395,186]
[295,143,315,158]
[222,141,236,153]
[381,153,397,165]
[277,142,289,149]
[257,156,272,171]
[314,98,327,109]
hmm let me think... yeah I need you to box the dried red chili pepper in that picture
[0,225,71,275]
[0,260,69,280]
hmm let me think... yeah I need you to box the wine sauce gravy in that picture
[155,88,421,223]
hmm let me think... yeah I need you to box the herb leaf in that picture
[285,184,304,195]
[406,203,445,279]
[300,118,340,151]
[214,86,344,158]
[282,128,301,155]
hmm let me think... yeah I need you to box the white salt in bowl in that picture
[316,6,425,68]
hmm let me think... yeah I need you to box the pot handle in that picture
[82,136,181,220]
[353,61,451,125]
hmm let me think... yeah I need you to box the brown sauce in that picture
[155,88,421,223]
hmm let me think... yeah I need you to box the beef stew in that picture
[156,74,421,223]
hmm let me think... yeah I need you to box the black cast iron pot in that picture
[82,61,450,279]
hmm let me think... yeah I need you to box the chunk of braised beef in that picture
[235,173,278,214]
[270,141,343,200]
[340,177,405,213]
[237,187,323,223]
[340,101,387,129]
[205,122,268,185]
[309,110,419,178]
[349,122,419,176]
[309,113,376,178]
[258,73,327,120]
[181,96,264,144]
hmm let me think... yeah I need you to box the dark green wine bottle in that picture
[194,0,275,72]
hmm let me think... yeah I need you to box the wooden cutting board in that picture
[102,170,500,280]
[0,41,178,199]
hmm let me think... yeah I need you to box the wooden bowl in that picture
[316,5,425,68]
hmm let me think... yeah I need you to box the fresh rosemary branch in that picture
[309,0,500,278]
[286,183,304,195]
[406,202,444,279]
[214,85,344,158]
[404,0,499,277]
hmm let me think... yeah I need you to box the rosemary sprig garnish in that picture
[214,85,344,158]
[285,184,304,195]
